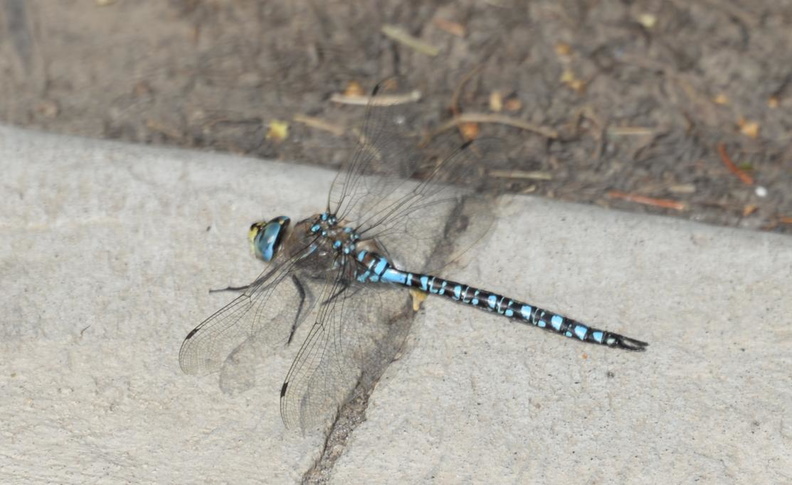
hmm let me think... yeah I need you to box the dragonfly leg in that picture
[209,284,251,293]
[287,275,307,344]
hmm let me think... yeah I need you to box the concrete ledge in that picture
[1,126,790,484]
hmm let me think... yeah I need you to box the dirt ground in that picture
[1,0,790,234]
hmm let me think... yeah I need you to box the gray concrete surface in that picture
[1,126,790,484]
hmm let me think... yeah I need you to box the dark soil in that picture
[1,0,790,233]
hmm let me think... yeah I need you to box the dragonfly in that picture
[179,79,648,431]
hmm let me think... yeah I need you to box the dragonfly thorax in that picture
[308,211,361,256]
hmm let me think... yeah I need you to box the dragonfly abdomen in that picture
[355,249,647,352]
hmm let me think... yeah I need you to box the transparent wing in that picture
[179,256,319,392]
[327,78,423,217]
[327,78,501,272]
[355,138,501,273]
[279,256,412,430]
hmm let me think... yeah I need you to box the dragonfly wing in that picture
[328,79,502,273]
[357,138,501,273]
[328,77,423,220]
[279,260,412,430]
[179,260,319,393]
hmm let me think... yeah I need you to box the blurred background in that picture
[1,0,790,233]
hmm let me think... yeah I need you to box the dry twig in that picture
[292,114,346,137]
[423,112,558,143]
[716,143,754,185]
[489,170,552,181]
[330,90,422,106]
[381,25,440,56]
[607,191,687,211]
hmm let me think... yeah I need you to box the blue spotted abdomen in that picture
[355,249,647,351]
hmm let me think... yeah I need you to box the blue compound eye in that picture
[249,216,291,262]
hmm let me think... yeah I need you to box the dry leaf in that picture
[433,18,466,37]
[460,122,480,140]
[561,69,586,93]
[554,42,572,57]
[344,81,365,97]
[489,90,503,112]
[737,118,760,139]
[504,97,522,111]
[636,13,657,29]
[713,94,730,105]
[266,120,289,142]
[34,100,59,118]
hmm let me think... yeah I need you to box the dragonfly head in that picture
[249,216,291,262]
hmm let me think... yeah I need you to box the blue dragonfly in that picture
[179,79,647,430]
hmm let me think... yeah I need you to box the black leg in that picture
[287,275,307,344]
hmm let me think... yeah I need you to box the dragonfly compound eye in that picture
[249,216,291,262]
